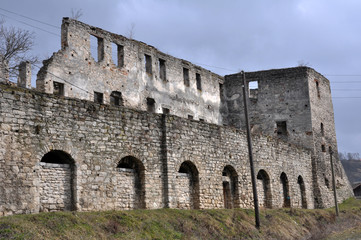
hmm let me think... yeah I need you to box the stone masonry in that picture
[223,68,354,208]
[0,18,354,216]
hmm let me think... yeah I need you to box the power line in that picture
[0,13,60,37]
[0,7,60,29]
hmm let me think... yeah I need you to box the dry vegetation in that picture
[0,198,360,240]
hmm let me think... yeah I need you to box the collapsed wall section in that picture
[36,18,223,124]
[0,84,315,216]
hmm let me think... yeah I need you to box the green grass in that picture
[0,198,360,240]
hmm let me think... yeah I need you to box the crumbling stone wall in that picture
[0,56,9,82]
[223,67,354,208]
[36,18,223,124]
[0,84,315,216]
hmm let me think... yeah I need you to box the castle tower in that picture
[222,67,353,208]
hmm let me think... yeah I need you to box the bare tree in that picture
[297,60,310,67]
[71,9,83,20]
[0,19,38,81]
[127,22,136,39]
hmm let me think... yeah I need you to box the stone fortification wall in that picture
[223,67,354,208]
[0,84,314,216]
[36,18,223,124]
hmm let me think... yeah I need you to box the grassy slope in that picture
[0,198,360,240]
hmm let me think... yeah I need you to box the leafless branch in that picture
[71,9,83,20]
[0,20,38,80]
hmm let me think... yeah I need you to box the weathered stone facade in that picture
[0,18,353,216]
[36,18,223,124]
[0,56,9,82]
[0,83,316,215]
[223,68,354,208]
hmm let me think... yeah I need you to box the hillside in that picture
[0,198,360,240]
[341,160,361,184]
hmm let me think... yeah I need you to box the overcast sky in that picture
[1,0,360,154]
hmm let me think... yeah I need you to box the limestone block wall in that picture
[37,162,72,212]
[0,83,338,216]
[222,67,354,208]
[306,70,354,207]
[175,173,192,209]
[115,168,136,210]
[165,116,315,210]
[36,18,223,124]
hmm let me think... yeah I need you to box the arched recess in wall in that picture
[177,161,200,209]
[222,165,240,209]
[39,150,76,212]
[257,169,272,208]
[116,156,146,209]
[298,175,307,209]
[280,172,291,208]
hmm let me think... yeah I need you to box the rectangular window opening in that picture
[94,91,103,104]
[53,81,64,96]
[162,107,170,114]
[147,97,155,113]
[145,54,152,74]
[188,115,193,120]
[276,121,287,136]
[321,123,324,137]
[219,83,224,100]
[110,91,123,106]
[112,43,124,68]
[90,35,104,62]
[199,118,205,122]
[183,68,190,87]
[321,144,326,152]
[315,80,320,98]
[249,80,259,99]
[159,59,166,81]
[196,73,202,90]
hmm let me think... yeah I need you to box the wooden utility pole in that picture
[241,71,260,229]
[329,147,339,216]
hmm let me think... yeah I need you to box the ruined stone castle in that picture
[0,18,353,216]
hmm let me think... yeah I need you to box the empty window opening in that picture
[178,161,200,209]
[298,176,307,208]
[249,81,259,99]
[162,107,170,114]
[222,165,240,209]
[321,123,324,137]
[321,144,326,152]
[324,176,330,188]
[110,91,123,106]
[90,35,104,62]
[183,68,190,87]
[196,73,202,90]
[53,81,64,96]
[145,54,152,74]
[188,115,193,120]
[146,97,155,113]
[112,43,124,68]
[94,91,103,104]
[257,169,272,208]
[116,156,146,209]
[199,118,205,122]
[159,59,166,81]
[219,83,224,100]
[276,121,287,136]
[315,80,320,98]
[280,172,291,208]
